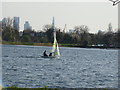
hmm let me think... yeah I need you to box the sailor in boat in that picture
[43,50,48,57]
[49,52,52,56]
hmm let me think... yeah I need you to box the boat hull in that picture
[41,56,60,59]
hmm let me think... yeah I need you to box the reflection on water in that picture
[2,45,118,88]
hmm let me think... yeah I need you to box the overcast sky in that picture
[2,2,118,33]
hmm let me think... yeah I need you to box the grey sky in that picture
[2,2,118,33]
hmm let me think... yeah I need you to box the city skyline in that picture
[2,2,118,33]
[13,17,19,31]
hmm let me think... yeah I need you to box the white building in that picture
[24,21,32,30]
[13,17,19,31]
[69,29,76,33]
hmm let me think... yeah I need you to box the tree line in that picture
[1,17,120,48]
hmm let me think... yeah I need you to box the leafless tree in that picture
[42,24,52,32]
[74,25,89,34]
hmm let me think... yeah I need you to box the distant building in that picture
[23,30,35,37]
[69,29,76,33]
[63,24,67,33]
[24,21,32,30]
[35,32,45,37]
[13,17,19,31]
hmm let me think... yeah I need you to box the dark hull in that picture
[41,56,60,59]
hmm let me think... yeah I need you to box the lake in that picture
[2,45,118,88]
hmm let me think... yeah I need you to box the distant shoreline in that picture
[3,87,118,90]
[1,41,119,49]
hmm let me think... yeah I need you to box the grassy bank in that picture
[1,41,119,49]
[2,41,78,47]
[1,86,117,90]
[2,86,117,90]
[2,41,52,46]
[2,86,58,90]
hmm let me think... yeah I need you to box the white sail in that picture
[56,42,60,56]
[50,17,60,58]
[51,38,56,53]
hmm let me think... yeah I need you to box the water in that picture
[2,45,118,88]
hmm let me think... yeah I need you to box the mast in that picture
[52,17,55,31]
[51,17,56,53]
[52,17,56,40]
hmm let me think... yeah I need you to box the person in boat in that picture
[43,50,48,57]
[49,52,52,56]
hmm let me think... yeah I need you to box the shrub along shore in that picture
[1,86,118,90]
[1,41,119,49]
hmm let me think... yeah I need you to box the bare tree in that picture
[2,17,19,41]
[42,24,52,32]
[74,25,89,34]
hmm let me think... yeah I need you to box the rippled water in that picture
[2,45,118,88]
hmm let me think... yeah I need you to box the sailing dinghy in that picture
[41,17,60,58]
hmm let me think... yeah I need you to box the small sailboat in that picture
[41,17,60,58]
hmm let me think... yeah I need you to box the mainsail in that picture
[51,17,60,57]
[56,42,60,56]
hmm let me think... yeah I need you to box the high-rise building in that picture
[24,21,32,30]
[13,17,19,31]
